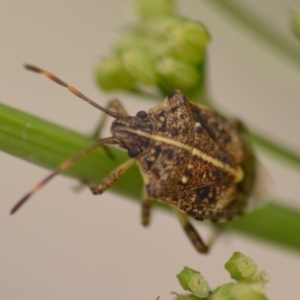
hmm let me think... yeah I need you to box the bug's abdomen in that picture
[178,182,242,222]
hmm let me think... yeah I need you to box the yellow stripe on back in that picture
[126,128,243,182]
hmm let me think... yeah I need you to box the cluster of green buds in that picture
[175,252,269,300]
[95,0,210,99]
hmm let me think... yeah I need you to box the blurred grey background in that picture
[1,0,300,299]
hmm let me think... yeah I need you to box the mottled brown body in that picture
[13,66,257,253]
[116,91,256,223]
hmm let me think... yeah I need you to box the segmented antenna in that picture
[11,65,123,214]
[24,64,120,118]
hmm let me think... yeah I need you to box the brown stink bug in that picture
[11,65,257,253]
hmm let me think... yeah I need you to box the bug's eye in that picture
[128,147,140,158]
[136,110,148,119]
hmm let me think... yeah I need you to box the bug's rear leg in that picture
[141,188,152,226]
[89,158,135,195]
[174,209,209,253]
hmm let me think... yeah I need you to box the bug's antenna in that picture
[24,64,120,118]
[10,137,116,214]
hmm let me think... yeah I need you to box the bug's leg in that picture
[11,137,116,214]
[91,99,128,140]
[73,99,128,192]
[73,99,128,193]
[89,158,135,195]
[141,188,152,226]
[86,99,129,167]
[174,209,208,253]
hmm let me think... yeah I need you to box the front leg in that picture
[89,158,135,195]
[74,99,129,192]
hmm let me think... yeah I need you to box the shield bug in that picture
[11,65,257,253]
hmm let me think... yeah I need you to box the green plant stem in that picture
[204,0,300,68]
[1,102,300,253]
[250,131,300,170]
[225,201,300,252]
[0,102,142,200]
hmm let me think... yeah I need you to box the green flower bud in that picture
[225,252,257,279]
[189,273,210,298]
[252,271,270,285]
[145,17,183,39]
[95,56,135,91]
[95,0,209,97]
[209,283,232,300]
[225,252,269,284]
[135,0,175,20]
[145,17,209,64]
[115,31,146,54]
[169,21,210,64]
[177,267,210,299]
[230,284,268,300]
[122,49,159,85]
[156,57,201,92]
[210,283,268,300]
[177,267,199,291]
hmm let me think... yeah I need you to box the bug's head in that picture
[111,110,153,158]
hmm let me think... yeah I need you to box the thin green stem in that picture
[205,0,300,68]
[225,202,300,252]
[250,131,300,170]
[1,102,300,253]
